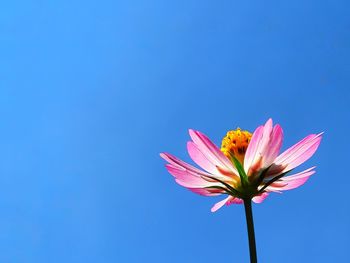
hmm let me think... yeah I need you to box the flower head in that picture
[160,119,322,212]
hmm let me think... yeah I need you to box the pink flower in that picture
[160,119,322,212]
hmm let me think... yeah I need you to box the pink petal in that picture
[269,181,288,188]
[263,124,284,166]
[189,129,237,174]
[181,184,223,196]
[263,188,283,194]
[245,119,281,174]
[187,141,237,182]
[187,141,221,175]
[267,167,315,191]
[165,164,212,188]
[226,197,243,205]
[161,153,226,196]
[160,152,210,177]
[252,192,269,203]
[279,177,310,190]
[259,118,274,158]
[273,133,323,172]
[244,125,264,173]
[211,196,232,212]
[281,167,316,181]
[211,196,243,212]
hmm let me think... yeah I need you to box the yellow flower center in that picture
[221,128,252,164]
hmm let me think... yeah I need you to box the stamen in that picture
[221,128,252,164]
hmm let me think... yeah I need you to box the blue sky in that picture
[0,0,349,262]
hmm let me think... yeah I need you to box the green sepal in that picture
[204,186,236,196]
[202,175,242,197]
[255,165,272,187]
[230,154,248,186]
[257,169,292,194]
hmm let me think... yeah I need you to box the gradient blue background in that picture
[1,0,349,262]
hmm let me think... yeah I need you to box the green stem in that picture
[243,199,257,263]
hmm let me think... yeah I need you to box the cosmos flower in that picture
[160,119,322,212]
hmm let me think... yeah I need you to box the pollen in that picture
[221,128,252,164]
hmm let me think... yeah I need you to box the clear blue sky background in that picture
[0,0,349,262]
